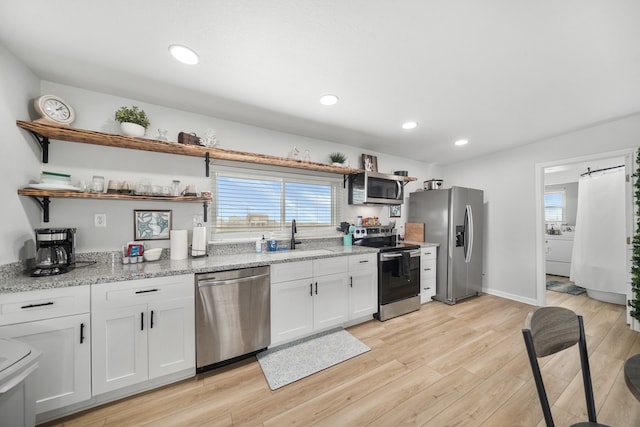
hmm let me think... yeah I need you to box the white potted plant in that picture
[115,106,150,137]
[329,152,347,166]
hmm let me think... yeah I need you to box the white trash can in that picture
[0,338,41,427]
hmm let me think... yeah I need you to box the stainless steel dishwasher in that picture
[195,266,270,371]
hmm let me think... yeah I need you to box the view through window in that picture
[544,191,565,222]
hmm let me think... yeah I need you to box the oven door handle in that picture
[380,249,421,260]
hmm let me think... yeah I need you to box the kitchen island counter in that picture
[1,245,378,294]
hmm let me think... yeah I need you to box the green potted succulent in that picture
[115,106,150,137]
[329,152,347,166]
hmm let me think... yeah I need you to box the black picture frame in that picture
[361,154,378,172]
[389,205,401,218]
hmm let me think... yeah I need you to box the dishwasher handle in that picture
[197,273,270,288]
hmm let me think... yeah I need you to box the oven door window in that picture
[379,253,420,303]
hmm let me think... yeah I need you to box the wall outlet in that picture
[94,213,107,227]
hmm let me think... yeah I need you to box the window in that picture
[544,191,565,222]
[212,169,342,236]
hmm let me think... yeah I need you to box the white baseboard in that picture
[483,287,538,306]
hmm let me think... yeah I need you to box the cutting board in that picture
[405,223,424,242]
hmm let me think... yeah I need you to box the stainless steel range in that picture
[354,226,421,321]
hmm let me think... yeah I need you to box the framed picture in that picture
[361,154,378,172]
[134,209,172,240]
[389,205,401,218]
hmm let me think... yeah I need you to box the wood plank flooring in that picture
[41,290,640,426]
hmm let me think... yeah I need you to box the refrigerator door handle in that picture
[465,204,474,263]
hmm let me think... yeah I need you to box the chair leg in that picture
[577,316,597,423]
[522,329,555,427]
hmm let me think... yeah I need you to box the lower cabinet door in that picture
[314,273,349,330]
[0,314,91,414]
[92,304,148,395]
[148,297,195,379]
[271,278,314,346]
[349,269,378,319]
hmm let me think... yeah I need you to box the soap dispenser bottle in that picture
[261,235,268,253]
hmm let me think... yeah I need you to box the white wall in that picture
[441,114,640,303]
[0,44,42,265]
[0,77,436,261]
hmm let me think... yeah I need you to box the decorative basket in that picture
[178,132,201,145]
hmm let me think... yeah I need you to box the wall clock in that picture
[33,94,76,126]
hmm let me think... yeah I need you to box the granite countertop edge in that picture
[0,245,382,294]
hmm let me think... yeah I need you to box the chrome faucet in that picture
[290,219,301,250]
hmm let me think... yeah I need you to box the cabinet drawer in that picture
[92,274,194,310]
[348,253,376,271]
[313,256,348,276]
[0,285,90,326]
[271,260,313,283]
[421,259,436,280]
[421,247,437,259]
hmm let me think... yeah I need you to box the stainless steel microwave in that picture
[348,171,405,205]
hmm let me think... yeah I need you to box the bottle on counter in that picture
[261,235,268,253]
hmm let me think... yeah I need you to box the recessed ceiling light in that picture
[320,94,339,106]
[402,121,418,130]
[169,44,199,65]
[455,139,469,146]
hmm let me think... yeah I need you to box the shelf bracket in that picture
[205,152,210,177]
[28,131,50,163]
[343,174,350,188]
[202,201,209,222]
[29,196,51,223]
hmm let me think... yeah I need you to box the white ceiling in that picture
[1,0,639,165]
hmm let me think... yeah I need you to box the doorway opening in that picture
[535,148,635,325]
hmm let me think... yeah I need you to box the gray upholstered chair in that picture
[522,306,609,427]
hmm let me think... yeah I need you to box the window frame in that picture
[544,190,566,223]
[210,166,344,240]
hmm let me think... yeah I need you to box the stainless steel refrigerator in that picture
[408,186,483,304]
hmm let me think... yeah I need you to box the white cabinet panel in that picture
[348,253,378,319]
[92,304,147,394]
[271,278,314,345]
[313,273,349,330]
[0,313,91,414]
[148,298,195,379]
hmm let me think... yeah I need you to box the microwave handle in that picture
[396,181,402,199]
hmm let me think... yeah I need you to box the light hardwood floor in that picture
[42,290,640,426]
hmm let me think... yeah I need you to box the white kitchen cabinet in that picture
[348,253,378,319]
[420,247,437,303]
[271,257,349,346]
[91,274,194,395]
[545,235,574,277]
[0,286,91,415]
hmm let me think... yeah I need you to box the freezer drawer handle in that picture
[135,288,159,294]
[21,301,54,309]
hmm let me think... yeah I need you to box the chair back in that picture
[522,306,599,427]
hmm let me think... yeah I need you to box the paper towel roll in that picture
[191,226,207,257]
[170,230,188,260]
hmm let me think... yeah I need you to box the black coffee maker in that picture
[31,228,76,277]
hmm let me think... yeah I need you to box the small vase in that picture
[121,122,145,137]
[332,162,345,167]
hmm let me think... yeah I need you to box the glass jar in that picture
[91,176,104,193]
[171,180,181,196]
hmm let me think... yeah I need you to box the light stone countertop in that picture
[0,245,379,294]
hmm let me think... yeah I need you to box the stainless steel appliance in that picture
[31,228,76,277]
[195,266,270,371]
[348,171,404,205]
[408,186,483,304]
[354,226,421,321]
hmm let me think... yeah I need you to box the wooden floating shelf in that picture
[16,121,417,181]
[17,188,211,223]
[17,188,211,202]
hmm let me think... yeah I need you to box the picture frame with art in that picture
[389,205,401,218]
[134,209,172,240]
[361,154,378,172]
